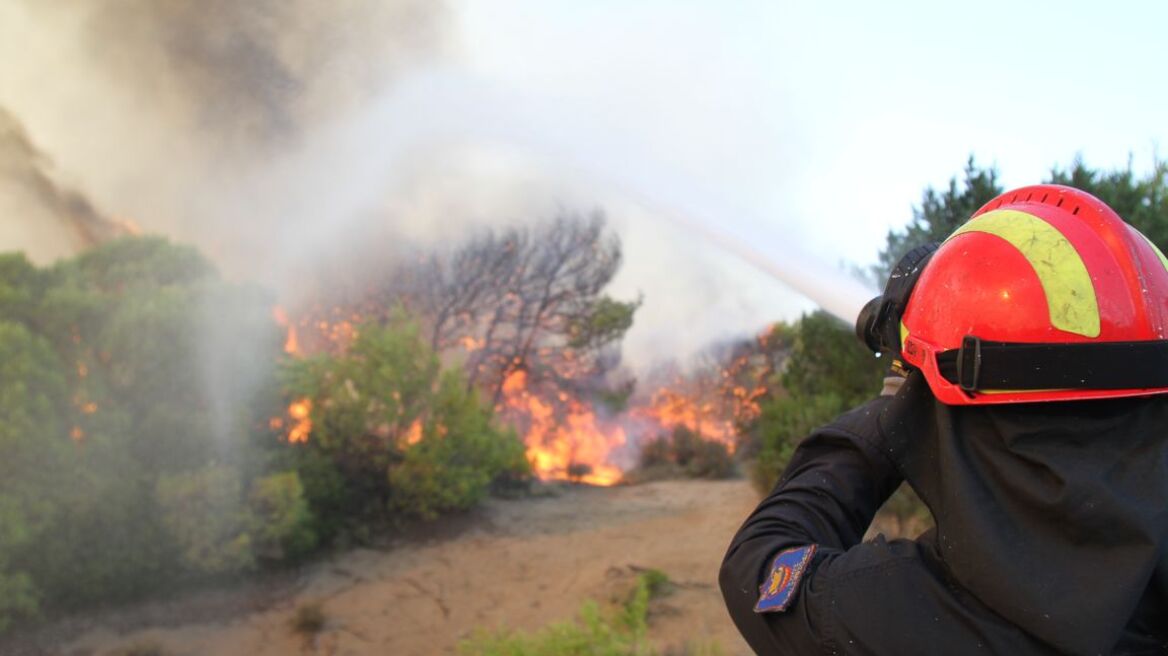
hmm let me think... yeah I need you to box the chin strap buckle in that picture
[956,335,982,392]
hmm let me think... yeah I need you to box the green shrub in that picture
[20,467,176,610]
[247,471,317,561]
[0,563,37,633]
[155,467,320,574]
[284,448,350,542]
[634,568,671,600]
[155,465,254,574]
[0,238,290,618]
[0,321,70,627]
[748,393,845,494]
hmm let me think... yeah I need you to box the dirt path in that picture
[58,479,759,656]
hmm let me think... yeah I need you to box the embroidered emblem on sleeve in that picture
[753,544,818,613]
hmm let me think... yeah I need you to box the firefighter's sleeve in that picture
[719,396,902,654]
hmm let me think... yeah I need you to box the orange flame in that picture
[459,335,485,352]
[286,399,312,443]
[271,306,300,355]
[497,369,625,486]
[267,303,754,481]
[404,418,423,446]
[636,388,737,453]
[112,216,143,236]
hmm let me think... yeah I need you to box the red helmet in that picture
[900,184,1168,405]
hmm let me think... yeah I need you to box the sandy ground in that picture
[41,479,761,656]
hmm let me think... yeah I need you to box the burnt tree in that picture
[406,211,638,407]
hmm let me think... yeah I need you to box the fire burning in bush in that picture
[268,302,778,485]
[265,214,785,485]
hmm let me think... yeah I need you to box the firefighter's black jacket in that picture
[720,371,1168,655]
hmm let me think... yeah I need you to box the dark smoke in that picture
[49,0,450,147]
[0,0,451,265]
[0,106,129,249]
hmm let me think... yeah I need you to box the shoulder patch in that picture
[753,544,817,614]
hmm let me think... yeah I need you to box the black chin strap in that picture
[936,336,1168,392]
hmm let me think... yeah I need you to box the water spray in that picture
[291,70,876,326]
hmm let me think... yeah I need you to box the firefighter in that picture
[720,185,1168,654]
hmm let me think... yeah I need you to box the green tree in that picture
[0,321,69,628]
[0,236,290,617]
[567,295,641,351]
[780,311,884,408]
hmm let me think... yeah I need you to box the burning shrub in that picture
[299,212,642,486]
[387,371,529,519]
[281,316,530,526]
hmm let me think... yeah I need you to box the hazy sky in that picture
[3,1,1166,369]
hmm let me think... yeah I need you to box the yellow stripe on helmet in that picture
[948,209,1101,338]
